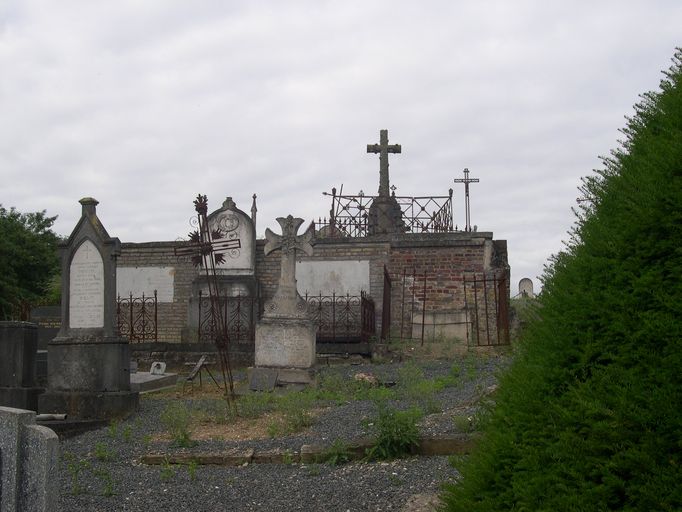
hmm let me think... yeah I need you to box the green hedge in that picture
[442,50,682,511]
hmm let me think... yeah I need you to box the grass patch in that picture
[365,406,423,461]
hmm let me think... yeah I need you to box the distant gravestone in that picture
[519,278,534,298]
[38,198,138,420]
[251,215,316,387]
[0,406,59,512]
[150,362,166,375]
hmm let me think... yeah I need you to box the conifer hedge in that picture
[442,50,682,511]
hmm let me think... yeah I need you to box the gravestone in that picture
[0,406,59,512]
[250,215,316,388]
[519,278,534,298]
[0,322,43,411]
[38,198,138,419]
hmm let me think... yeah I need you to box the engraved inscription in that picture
[69,239,104,328]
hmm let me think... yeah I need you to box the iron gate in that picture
[463,273,510,346]
[197,290,257,344]
[117,291,158,342]
[305,291,375,343]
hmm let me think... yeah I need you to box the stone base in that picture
[247,367,316,391]
[130,373,178,393]
[255,317,316,369]
[0,387,44,411]
[38,390,139,420]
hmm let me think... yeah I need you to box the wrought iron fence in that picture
[197,290,257,344]
[304,291,375,343]
[314,187,454,238]
[117,291,158,342]
[463,273,510,346]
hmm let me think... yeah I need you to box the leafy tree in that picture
[442,50,682,510]
[0,206,60,319]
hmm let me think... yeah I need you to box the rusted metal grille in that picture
[197,290,257,344]
[314,187,454,238]
[117,291,158,342]
[463,273,510,346]
[381,265,392,340]
[304,291,375,343]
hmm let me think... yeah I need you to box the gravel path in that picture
[57,355,508,512]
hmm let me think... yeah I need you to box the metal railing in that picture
[304,291,375,343]
[197,290,257,344]
[314,187,454,238]
[117,291,158,342]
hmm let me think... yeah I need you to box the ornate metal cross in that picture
[264,215,314,303]
[367,129,401,198]
[453,168,480,232]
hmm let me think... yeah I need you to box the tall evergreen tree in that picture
[442,50,682,511]
[0,206,60,319]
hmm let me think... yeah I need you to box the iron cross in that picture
[453,168,480,232]
[367,129,401,197]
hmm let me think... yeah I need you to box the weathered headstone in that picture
[0,322,43,411]
[38,198,138,419]
[150,361,166,375]
[519,278,534,298]
[0,406,59,512]
[251,215,316,387]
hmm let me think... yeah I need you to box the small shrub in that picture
[365,406,423,461]
[187,460,198,481]
[282,449,295,464]
[107,421,118,439]
[94,468,115,497]
[160,457,175,481]
[121,424,133,442]
[160,402,193,447]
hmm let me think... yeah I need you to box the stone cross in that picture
[264,216,314,303]
[367,129,401,197]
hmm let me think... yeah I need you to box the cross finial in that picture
[453,168,480,232]
[367,129,401,197]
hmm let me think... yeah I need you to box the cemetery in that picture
[0,129,515,511]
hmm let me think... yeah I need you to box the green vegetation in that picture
[442,51,682,511]
[160,457,176,481]
[93,441,116,462]
[321,439,353,466]
[63,452,90,496]
[160,402,194,447]
[365,406,423,461]
[0,206,60,318]
[93,469,115,497]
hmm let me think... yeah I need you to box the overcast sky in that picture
[1,1,680,294]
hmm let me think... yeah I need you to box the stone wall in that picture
[117,231,509,347]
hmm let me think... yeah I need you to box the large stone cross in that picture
[264,215,314,303]
[367,129,401,197]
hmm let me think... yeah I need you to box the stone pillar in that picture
[0,406,59,512]
[0,322,43,411]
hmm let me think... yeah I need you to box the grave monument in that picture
[366,129,407,235]
[250,215,316,389]
[38,198,138,419]
[0,322,43,411]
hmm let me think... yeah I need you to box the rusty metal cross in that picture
[367,129,401,198]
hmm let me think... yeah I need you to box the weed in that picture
[93,441,116,462]
[160,402,193,447]
[160,457,176,481]
[306,463,321,476]
[365,406,423,461]
[121,424,133,442]
[282,450,295,464]
[63,452,90,495]
[142,434,152,448]
[236,393,275,418]
[94,468,115,497]
[322,439,352,466]
[187,460,198,481]
[107,420,118,439]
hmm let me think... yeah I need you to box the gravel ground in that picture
[57,355,508,512]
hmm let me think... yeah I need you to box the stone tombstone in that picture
[0,406,59,512]
[150,361,166,375]
[253,215,316,378]
[519,278,534,298]
[207,196,256,276]
[0,322,43,411]
[38,198,138,420]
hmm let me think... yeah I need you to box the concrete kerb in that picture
[139,434,478,466]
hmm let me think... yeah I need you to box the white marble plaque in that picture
[210,211,254,273]
[296,260,370,296]
[117,267,175,302]
[69,239,104,328]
